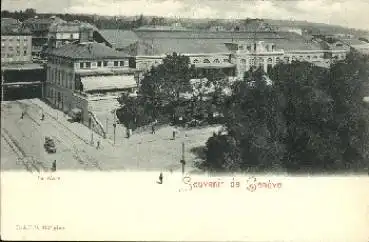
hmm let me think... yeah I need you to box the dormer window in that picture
[120,61,124,66]
[97,61,102,67]
[114,61,119,67]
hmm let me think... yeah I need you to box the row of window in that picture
[1,36,29,41]
[47,68,74,89]
[79,60,126,69]
[1,48,28,56]
[193,59,229,64]
[1,42,28,47]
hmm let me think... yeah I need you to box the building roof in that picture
[24,16,65,24]
[49,21,97,33]
[99,30,139,49]
[80,75,136,92]
[1,25,32,35]
[1,62,44,71]
[45,42,130,60]
[131,30,324,55]
[1,18,20,26]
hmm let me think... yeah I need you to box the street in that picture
[1,99,222,172]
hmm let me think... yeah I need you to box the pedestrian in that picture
[21,111,24,119]
[96,140,100,149]
[126,128,130,138]
[159,172,163,184]
[52,160,56,172]
[151,124,156,134]
[172,127,177,140]
[41,113,45,121]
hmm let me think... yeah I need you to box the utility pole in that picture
[113,123,116,145]
[1,70,5,102]
[180,141,185,175]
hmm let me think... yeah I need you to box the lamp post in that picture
[180,141,186,175]
[113,123,116,145]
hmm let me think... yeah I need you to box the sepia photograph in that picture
[1,0,369,241]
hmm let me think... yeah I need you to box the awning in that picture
[80,75,136,92]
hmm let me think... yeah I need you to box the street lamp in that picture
[180,140,186,175]
[113,123,116,145]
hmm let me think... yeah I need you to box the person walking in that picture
[21,111,24,119]
[158,172,163,184]
[172,127,177,140]
[151,123,156,134]
[96,140,100,149]
[51,160,56,172]
[41,112,45,121]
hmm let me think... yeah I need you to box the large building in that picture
[47,20,111,50]
[45,40,138,133]
[23,16,65,56]
[1,18,33,63]
[101,23,349,80]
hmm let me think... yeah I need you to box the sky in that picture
[2,0,369,30]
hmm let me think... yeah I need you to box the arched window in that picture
[307,56,311,60]
[241,59,246,64]
[214,59,220,63]
[313,56,318,59]
[223,59,230,63]
[267,58,273,63]
[203,59,210,63]
[193,59,199,63]
[284,57,290,63]
[276,57,281,63]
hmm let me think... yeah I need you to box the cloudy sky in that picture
[2,0,369,30]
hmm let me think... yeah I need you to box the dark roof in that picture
[99,30,139,49]
[1,25,32,35]
[46,42,130,60]
[132,30,323,55]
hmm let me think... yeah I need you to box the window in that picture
[17,50,20,55]
[114,61,119,67]
[86,62,91,68]
[203,59,210,63]
[80,62,84,69]
[267,58,273,63]
[23,50,27,55]
[8,46,14,51]
[97,61,102,67]
[223,59,229,63]
[70,34,73,39]
[193,59,199,63]
[284,57,290,63]
[241,59,246,64]
[214,59,220,63]
[103,61,108,67]
[247,45,251,51]
[239,45,244,50]
[120,61,124,66]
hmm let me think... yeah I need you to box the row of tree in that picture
[204,52,369,173]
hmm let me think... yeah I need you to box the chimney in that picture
[79,24,94,43]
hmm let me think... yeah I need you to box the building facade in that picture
[225,40,348,79]
[45,41,138,125]
[1,21,32,63]
[23,16,65,56]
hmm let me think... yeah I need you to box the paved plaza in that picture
[1,99,222,172]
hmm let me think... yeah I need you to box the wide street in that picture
[1,99,222,172]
